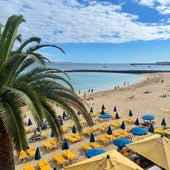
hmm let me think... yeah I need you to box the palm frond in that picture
[0,15,25,62]
[16,37,41,52]
[41,100,63,139]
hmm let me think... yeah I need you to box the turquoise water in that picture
[29,62,170,93]
[66,72,142,93]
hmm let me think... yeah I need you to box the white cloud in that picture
[0,0,170,44]
[135,0,170,14]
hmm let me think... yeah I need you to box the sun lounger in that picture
[27,147,36,158]
[23,165,35,170]
[63,150,78,161]
[82,143,92,150]
[43,141,57,150]
[97,135,110,145]
[41,131,48,139]
[53,153,67,167]
[38,159,51,170]
[24,126,32,133]
[18,150,29,162]
[50,138,59,147]
[89,142,101,148]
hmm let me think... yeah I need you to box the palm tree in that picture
[0,15,93,169]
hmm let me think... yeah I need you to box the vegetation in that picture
[0,15,93,169]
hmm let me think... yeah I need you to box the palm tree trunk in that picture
[0,119,15,170]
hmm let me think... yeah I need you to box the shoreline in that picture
[65,70,170,74]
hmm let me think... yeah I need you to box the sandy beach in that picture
[15,72,170,170]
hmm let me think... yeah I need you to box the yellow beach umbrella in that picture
[127,134,170,170]
[64,149,143,170]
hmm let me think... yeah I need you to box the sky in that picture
[0,0,170,63]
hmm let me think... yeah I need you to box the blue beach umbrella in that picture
[72,125,77,134]
[90,107,93,113]
[59,118,64,125]
[100,109,105,115]
[113,137,132,148]
[131,127,148,136]
[27,118,33,126]
[35,147,41,160]
[101,104,105,110]
[77,111,81,115]
[62,111,67,120]
[161,118,166,126]
[120,121,125,130]
[115,112,120,119]
[142,114,155,121]
[99,113,112,119]
[90,133,95,143]
[134,118,140,126]
[62,139,70,150]
[107,126,113,135]
[113,106,117,112]
[85,148,106,158]
[37,125,42,132]
[148,124,154,133]
[51,130,56,137]
[129,110,133,117]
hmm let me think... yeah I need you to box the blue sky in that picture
[1,0,170,63]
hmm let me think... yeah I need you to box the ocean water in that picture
[29,62,170,93]
[66,72,142,93]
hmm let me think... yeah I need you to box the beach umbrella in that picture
[37,125,42,132]
[161,118,166,126]
[120,121,125,130]
[90,133,95,143]
[85,148,106,158]
[77,111,81,116]
[107,126,113,135]
[99,113,112,119]
[113,137,132,148]
[62,111,67,120]
[131,127,147,136]
[90,107,93,113]
[142,114,155,121]
[113,106,117,112]
[100,109,105,115]
[27,118,33,126]
[64,149,144,170]
[115,112,120,119]
[134,118,140,126]
[148,124,154,133]
[62,139,70,150]
[59,118,64,125]
[51,130,56,137]
[101,104,105,110]
[34,147,41,160]
[128,110,133,117]
[72,125,77,134]
[127,134,170,170]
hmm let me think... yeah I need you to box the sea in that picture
[41,62,170,93]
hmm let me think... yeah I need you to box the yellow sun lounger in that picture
[97,135,110,144]
[63,150,78,161]
[82,143,92,150]
[38,159,51,170]
[41,131,48,139]
[53,153,67,167]
[89,142,101,148]
[43,141,56,150]
[23,165,35,170]
[50,138,59,146]
[27,147,36,158]
[19,150,29,162]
